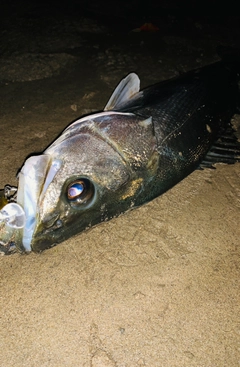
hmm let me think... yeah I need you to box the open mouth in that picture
[17,154,62,251]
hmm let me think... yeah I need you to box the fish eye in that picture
[66,179,94,205]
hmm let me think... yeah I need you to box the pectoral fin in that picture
[200,122,240,169]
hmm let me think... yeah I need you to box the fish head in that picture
[16,112,157,252]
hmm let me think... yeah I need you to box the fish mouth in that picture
[17,154,62,252]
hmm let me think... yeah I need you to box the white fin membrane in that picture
[104,73,140,111]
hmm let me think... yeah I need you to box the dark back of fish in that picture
[118,61,239,201]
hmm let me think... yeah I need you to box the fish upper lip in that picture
[17,155,62,252]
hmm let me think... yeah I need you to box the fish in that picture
[1,60,240,253]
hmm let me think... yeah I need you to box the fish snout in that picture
[29,212,64,252]
[41,212,63,230]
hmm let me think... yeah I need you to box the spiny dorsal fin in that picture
[104,73,140,111]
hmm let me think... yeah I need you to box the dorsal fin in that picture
[104,73,140,111]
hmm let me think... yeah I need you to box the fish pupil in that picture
[67,178,94,205]
[68,182,84,199]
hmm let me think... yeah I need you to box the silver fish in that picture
[1,61,240,253]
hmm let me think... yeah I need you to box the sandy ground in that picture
[0,3,240,366]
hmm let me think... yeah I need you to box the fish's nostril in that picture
[56,219,63,229]
[42,213,60,229]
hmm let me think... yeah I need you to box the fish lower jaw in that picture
[21,215,37,251]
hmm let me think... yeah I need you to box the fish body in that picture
[3,61,240,252]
